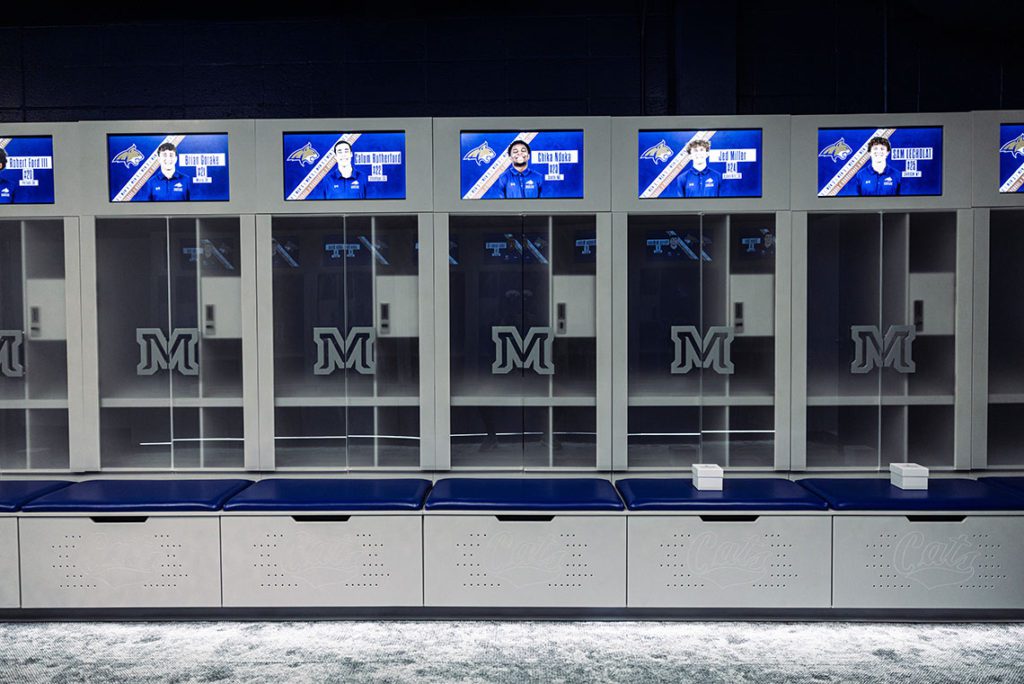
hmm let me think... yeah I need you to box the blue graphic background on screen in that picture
[637,130,762,199]
[644,229,713,263]
[999,124,1024,194]
[816,127,942,197]
[282,132,406,201]
[107,134,230,202]
[0,136,55,205]
[460,131,584,200]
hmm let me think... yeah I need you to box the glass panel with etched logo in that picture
[449,215,597,469]
[271,215,420,469]
[625,214,775,469]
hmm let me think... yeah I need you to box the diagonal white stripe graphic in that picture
[640,130,716,199]
[112,134,186,203]
[287,133,363,201]
[818,128,896,197]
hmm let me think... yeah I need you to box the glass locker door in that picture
[96,217,246,469]
[270,215,421,470]
[448,214,598,470]
[625,213,777,469]
[0,220,71,470]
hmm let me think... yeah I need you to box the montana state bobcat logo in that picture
[640,139,674,164]
[1000,133,1024,159]
[819,138,853,162]
[463,141,497,166]
[111,144,145,168]
[287,142,320,166]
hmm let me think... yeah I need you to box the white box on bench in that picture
[423,514,626,608]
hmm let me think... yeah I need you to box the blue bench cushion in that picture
[616,478,828,511]
[979,477,1024,497]
[425,478,624,511]
[0,481,72,513]
[797,478,1024,511]
[21,479,253,512]
[223,478,432,511]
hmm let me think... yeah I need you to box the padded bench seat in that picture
[0,481,71,512]
[20,479,252,512]
[979,477,1024,497]
[617,478,831,609]
[223,478,431,511]
[797,477,1024,511]
[424,479,625,607]
[425,478,624,511]
[796,478,1024,610]
[617,478,828,511]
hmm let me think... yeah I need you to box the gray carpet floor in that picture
[0,621,1021,683]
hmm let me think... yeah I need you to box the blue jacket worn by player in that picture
[497,140,544,198]
[146,142,192,201]
[318,140,366,200]
[855,136,901,196]
[0,149,13,204]
[674,139,722,197]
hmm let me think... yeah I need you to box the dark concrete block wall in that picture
[0,1,1020,123]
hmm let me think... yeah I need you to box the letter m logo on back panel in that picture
[136,328,200,376]
[670,326,735,375]
[850,325,916,373]
[0,330,24,378]
[312,327,376,375]
[491,326,554,375]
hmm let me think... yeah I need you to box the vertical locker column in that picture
[620,213,778,469]
[265,214,424,471]
[802,211,961,469]
[446,215,600,471]
[0,220,72,471]
[93,217,248,470]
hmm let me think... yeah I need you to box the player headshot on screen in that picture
[854,136,901,196]
[497,140,544,198]
[319,140,366,200]
[146,142,192,201]
[675,139,721,198]
[0,149,13,204]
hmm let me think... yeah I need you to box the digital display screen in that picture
[999,124,1024,194]
[0,136,55,205]
[283,132,406,201]
[817,127,942,197]
[460,131,584,199]
[637,129,762,199]
[107,134,230,202]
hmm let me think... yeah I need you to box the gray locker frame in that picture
[431,212,614,472]
[254,212,438,472]
[432,117,612,214]
[791,113,972,211]
[610,115,792,213]
[0,122,82,219]
[253,118,434,215]
[77,120,257,217]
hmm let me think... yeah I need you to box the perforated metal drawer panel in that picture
[832,516,1024,609]
[220,515,423,607]
[0,519,19,608]
[424,515,626,607]
[19,517,222,608]
[627,515,831,608]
